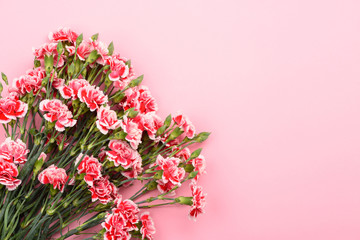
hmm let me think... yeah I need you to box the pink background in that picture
[1,0,360,239]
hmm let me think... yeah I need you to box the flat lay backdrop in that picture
[1,0,360,239]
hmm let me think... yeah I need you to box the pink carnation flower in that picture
[106,140,142,169]
[11,67,46,95]
[33,42,65,67]
[0,160,21,191]
[173,113,196,139]
[96,105,121,134]
[122,86,158,114]
[89,176,118,204]
[39,99,77,132]
[140,212,156,240]
[120,116,143,150]
[48,27,78,43]
[189,155,206,181]
[0,96,28,124]
[38,165,68,192]
[78,85,108,111]
[0,138,29,164]
[76,154,102,186]
[141,112,163,141]
[105,54,135,87]
[155,155,185,186]
[59,79,90,100]
[189,180,206,220]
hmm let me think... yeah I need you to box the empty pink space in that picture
[1,0,360,239]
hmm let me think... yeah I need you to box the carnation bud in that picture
[108,41,114,55]
[125,60,131,67]
[67,62,75,76]
[86,50,99,64]
[104,75,112,87]
[156,125,166,136]
[44,55,54,73]
[112,92,125,103]
[128,75,143,88]
[91,33,99,41]
[194,132,211,143]
[184,164,194,173]
[175,196,193,206]
[76,33,83,46]
[164,114,172,128]
[1,72,8,85]
[126,108,139,118]
[154,170,163,180]
[146,180,158,190]
[188,171,198,179]
[33,158,44,177]
[34,136,42,145]
[42,76,50,86]
[112,131,127,140]
[190,148,202,160]
[57,42,64,55]
[166,127,184,142]
[33,61,41,70]
[75,59,81,74]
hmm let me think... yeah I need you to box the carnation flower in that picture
[0,160,21,191]
[59,79,90,99]
[105,54,135,87]
[140,212,156,240]
[106,140,142,169]
[89,39,109,65]
[155,155,185,187]
[11,67,46,95]
[38,165,68,192]
[39,99,76,132]
[89,176,118,204]
[173,113,196,139]
[76,154,102,186]
[141,112,163,141]
[189,180,206,220]
[112,196,139,231]
[120,116,143,150]
[122,86,158,114]
[33,42,65,67]
[0,96,28,124]
[96,105,121,134]
[0,138,29,164]
[78,85,108,111]
[189,155,206,181]
[48,27,78,43]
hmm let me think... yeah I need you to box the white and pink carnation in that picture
[76,154,102,186]
[39,99,76,132]
[189,180,206,220]
[96,105,121,134]
[33,42,65,67]
[11,67,46,95]
[122,86,158,114]
[0,160,21,191]
[141,112,163,141]
[78,85,108,111]
[89,176,118,204]
[106,140,142,170]
[49,27,78,43]
[120,116,143,150]
[105,54,135,87]
[189,155,206,181]
[0,96,28,124]
[0,138,29,164]
[173,113,196,139]
[38,165,68,192]
[59,79,90,99]
[140,212,156,240]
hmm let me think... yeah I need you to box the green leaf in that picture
[164,114,172,127]
[194,132,211,143]
[128,75,143,88]
[76,33,83,46]
[1,72,8,85]
[108,41,114,55]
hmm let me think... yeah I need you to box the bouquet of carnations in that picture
[0,28,209,240]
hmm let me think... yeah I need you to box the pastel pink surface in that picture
[1,0,360,239]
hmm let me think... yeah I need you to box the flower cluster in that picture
[0,27,209,240]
